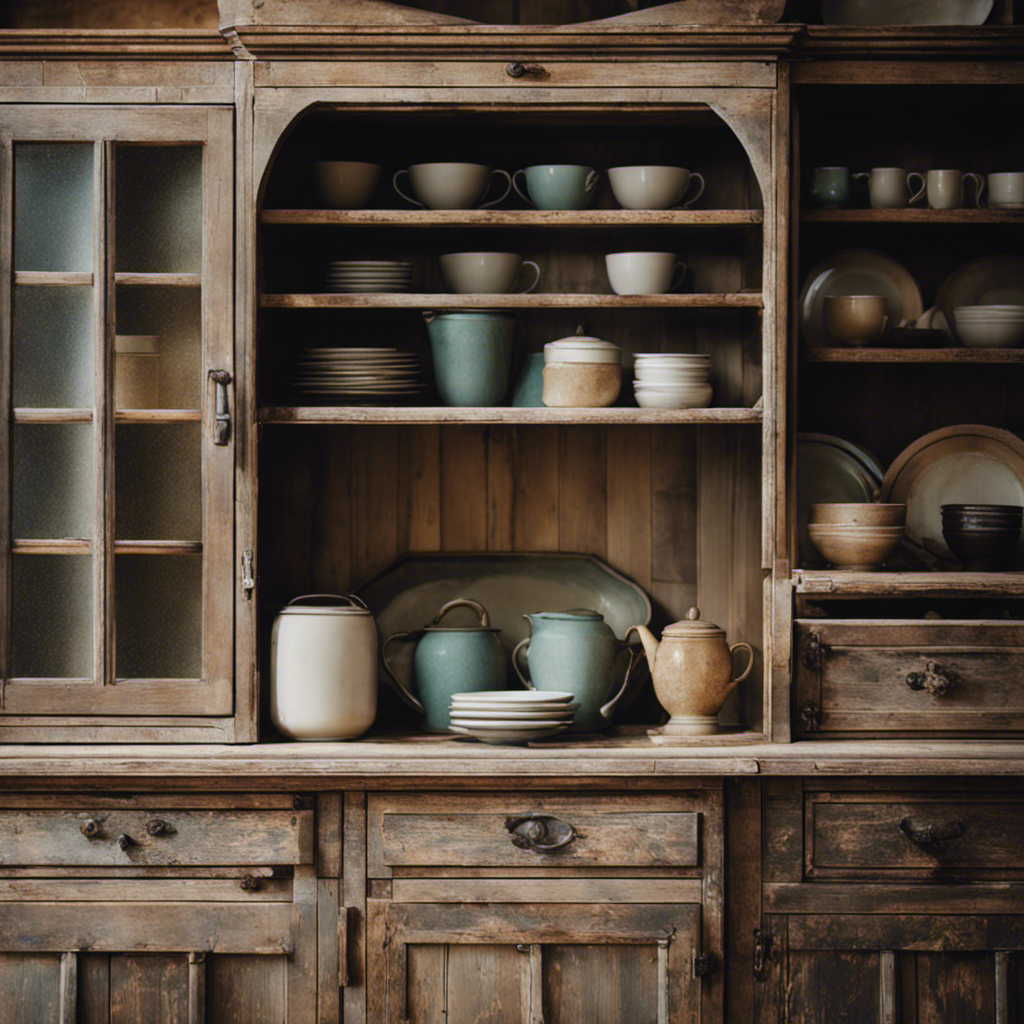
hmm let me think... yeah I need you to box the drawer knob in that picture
[116,833,136,852]
[905,660,958,697]
[145,818,175,838]
[80,818,102,839]
[505,813,578,854]
[506,61,548,79]
[898,815,966,848]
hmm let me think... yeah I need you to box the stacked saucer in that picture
[291,346,425,400]
[632,352,713,409]
[325,260,413,293]
[448,690,578,745]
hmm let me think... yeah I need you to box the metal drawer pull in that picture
[80,818,102,839]
[505,813,578,853]
[208,369,232,446]
[506,61,548,79]
[240,874,262,892]
[145,818,175,838]
[905,660,958,696]
[898,815,966,847]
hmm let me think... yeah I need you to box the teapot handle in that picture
[600,627,646,721]
[432,598,490,627]
[380,631,426,713]
[512,637,534,688]
[729,642,755,686]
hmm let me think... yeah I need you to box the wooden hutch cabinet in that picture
[0,2,1024,1022]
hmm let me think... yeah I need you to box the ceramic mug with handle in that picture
[393,162,512,209]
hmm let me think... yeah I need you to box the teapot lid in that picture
[277,594,372,617]
[662,607,725,638]
[532,608,603,621]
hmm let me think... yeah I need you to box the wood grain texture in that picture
[262,292,765,309]
[261,209,765,227]
[260,406,763,425]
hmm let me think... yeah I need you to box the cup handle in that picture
[727,641,755,688]
[479,168,512,209]
[512,637,533,688]
[599,628,647,721]
[380,631,426,713]
[670,261,688,293]
[584,169,600,193]
[681,172,705,209]
[852,171,869,184]
[512,169,534,208]
[965,172,986,208]
[907,172,926,205]
[392,169,423,208]
[516,260,541,294]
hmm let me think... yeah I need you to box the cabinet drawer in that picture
[795,620,1024,736]
[806,791,1024,880]
[368,793,699,875]
[0,807,314,868]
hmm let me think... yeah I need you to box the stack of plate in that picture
[633,352,712,409]
[325,260,413,293]
[448,690,578,745]
[291,347,425,399]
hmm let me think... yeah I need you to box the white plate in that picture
[449,717,573,729]
[822,0,993,23]
[937,257,1024,343]
[448,724,569,744]
[451,690,575,703]
[799,249,923,348]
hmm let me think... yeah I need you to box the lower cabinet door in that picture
[366,900,702,1024]
[0,901,315,1024]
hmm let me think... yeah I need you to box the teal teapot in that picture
[512,609,643,732]
[382,598,506,732]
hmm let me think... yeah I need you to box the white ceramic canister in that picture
[271,594,377,740]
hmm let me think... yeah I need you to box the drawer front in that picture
[369,794,700,875]
[807,792,1024,879]
[0,808,314,868]
[795,620,1024,735]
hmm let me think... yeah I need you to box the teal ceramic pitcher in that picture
[512,609,643,732]
[382,598,506,732]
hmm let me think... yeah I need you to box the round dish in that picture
[799,249,923,348]
[880,424,1024,569]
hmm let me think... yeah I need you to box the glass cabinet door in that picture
[0,106,234,723]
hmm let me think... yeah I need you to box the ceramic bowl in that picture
[634,383,713,409]
[810,502,906,526]
[314,161,381,208]
[634,368,710,384]
[823,294,888,346]
[806,523,904,569]
[951,313,1024,348]
[942,524,1022,569]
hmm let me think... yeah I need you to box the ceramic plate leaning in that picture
[822,0,993,23]
[449,723,569,745]
[880,424,1024,569]
[797,433,885,566]
[935,256,1024,344]
[799,249,923,348]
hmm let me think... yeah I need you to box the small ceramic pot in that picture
[542,333,622,407]
[823,295,888,346]
[382,598,507,733]
[808,166,850,208]
[313,161,381,209]
[424,311,517,407]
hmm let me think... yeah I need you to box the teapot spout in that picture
[627,623,659,668]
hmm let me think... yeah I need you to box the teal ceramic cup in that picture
[424,311,517,407]
[513,165,599,210]
[808,166,850,208]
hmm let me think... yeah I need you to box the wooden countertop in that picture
[2,735,1024,788]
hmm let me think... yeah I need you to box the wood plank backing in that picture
[109,954,187,1024]
[0,953,61,1023]
[205,953,288,1024]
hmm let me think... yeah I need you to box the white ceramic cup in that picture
[605,252,687,295]
[607,166,705,210]
[439,252,541,294]
[393,163,512,210]
[313,161,381,209]
[853,167,925,209]
[926,169,984,210]
[985,172,1024,208]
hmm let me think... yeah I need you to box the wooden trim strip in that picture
[0,132,13,696]
[995,951,1009,1024]
[803,208,1024,223]
[114,272,202,287]
[657,939,669,1024]
[99,139,112,689]
[262,291,764,309]
[529,945,543,1024]
[13,271,93,286]
[12,540,92,555]
[58,951,76,1024]
[113,541,203,555]
[879,951,895,1024]
[803,348,1024,364]
[13,408,93,423]
[114,409,202,422]
[187,952,206,1024]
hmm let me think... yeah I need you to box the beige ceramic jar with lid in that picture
[542,328,622,407]
[271,594,378,740]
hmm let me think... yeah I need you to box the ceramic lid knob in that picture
[686,607,701,620]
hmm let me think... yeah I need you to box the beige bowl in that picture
[823,294,888,346]
[543,362,621,407]
[809,502,906,526]
[807,523,904,570]
[313,161,381,209]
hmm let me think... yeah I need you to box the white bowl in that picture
[544,336,621,364]
[634,368,709,383]
[952,315,1024,348]
[634,384,713,408]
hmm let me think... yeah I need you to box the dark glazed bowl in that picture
[942,524,1022,570]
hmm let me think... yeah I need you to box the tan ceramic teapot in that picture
[628,608,754,736]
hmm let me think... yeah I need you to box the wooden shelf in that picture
[802,209,1024,223]
[793,569,1024,597]
[259,405,763,425]
[262,292,763,309]
[802,348,1024,363]
[261,209,764,228]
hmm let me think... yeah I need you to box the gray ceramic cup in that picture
[424,311,517,406]
[513,165,599,210]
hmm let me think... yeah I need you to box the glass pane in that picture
[14,143,94,272]
[13,423,93,540]
[13,285,93,409]
[11,555,92,677]
[116,285,201,409]
[116,554,201,678]
[115,145,202,274]
[115,423,201,541]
